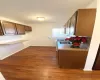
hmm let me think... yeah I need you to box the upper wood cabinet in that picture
[24,26,32,32]
[69,12,77,35]
[64,9,96,36]
[0,20,32,36]
[64,20,70,35]
[0,22,3,35]
[16,24,25,35]
[76,9,96,36]
[1,21,17,35]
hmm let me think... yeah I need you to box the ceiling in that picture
[0,0,94,25]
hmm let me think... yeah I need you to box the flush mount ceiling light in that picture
[37,17,45,21]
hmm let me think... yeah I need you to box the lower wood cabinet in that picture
[57,50,88,69]
[16,24,25,35]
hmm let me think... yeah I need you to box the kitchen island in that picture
[56,41,89,69]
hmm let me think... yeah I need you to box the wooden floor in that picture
[0,46,100,80]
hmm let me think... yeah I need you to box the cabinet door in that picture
[58,50,88,69]
[25,26,32,32]
[66,20,71,35]
[16,24,25,35]
[1,21,17,35]
[0,22,3,35]
[69,17,74,35]
[64,20,69,34]
[75,9,96,36]
[69,12,77,35]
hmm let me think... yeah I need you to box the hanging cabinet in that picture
[64,9,96,36]
[0,20,32,36]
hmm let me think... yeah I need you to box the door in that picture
[1,21,17,35]
[93,45,100,70]
[16,24,25,35]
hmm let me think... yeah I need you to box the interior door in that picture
[93,45,100,70]
[1,21,17,35]
[16,24,25,35]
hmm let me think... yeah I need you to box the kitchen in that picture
[55,8,96,69]
[0,0,100,80]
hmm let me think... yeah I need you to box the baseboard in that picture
[30,46,56,47]
[83,69,92,71]
[0,46,56,60]
[0,46,29,60]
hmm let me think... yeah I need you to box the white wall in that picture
[86,0,97,8]
[84,0,100,71]
[24,23,62,47]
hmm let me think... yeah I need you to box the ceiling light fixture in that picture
[37,17,45,21]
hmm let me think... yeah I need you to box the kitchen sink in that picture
[60,41,71,44]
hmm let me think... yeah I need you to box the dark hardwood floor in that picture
[0,46,100,80]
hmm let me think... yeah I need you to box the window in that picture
[52,28,69,38]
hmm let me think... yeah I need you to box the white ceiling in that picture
[0,0,94,24]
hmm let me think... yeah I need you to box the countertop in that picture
[57,41,89,51]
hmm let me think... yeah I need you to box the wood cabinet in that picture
[57,50,88,69]
[69,12,77,35]
[64,9,96,36]
[1,21,17,35]
[76,9,96,36]
[64,20,70,35]
[0,22,3,35]
[24,26,32,32]
[0,20,32,36]
[15,24,25,35]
